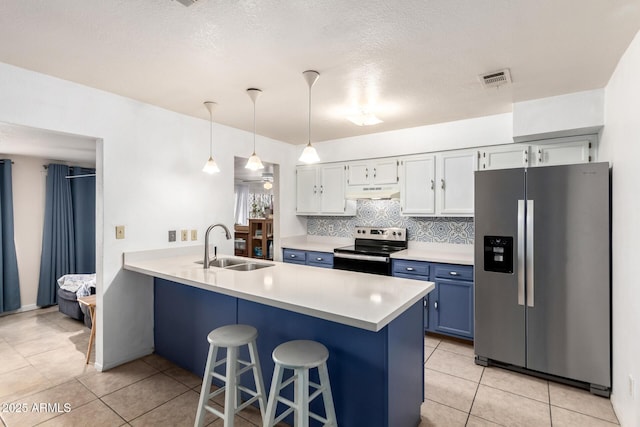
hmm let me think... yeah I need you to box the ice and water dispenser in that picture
[484,236,514,273]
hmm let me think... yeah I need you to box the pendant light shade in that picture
[298,70,321,164]
[245,88,264,171]
[202,101,220,174]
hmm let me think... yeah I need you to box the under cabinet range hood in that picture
[345,184,400,200]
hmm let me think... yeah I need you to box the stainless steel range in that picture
[333,227,407,275]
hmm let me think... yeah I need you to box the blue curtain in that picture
[70,167,96,274]
[0,160,21,314]
[37,164,95,307]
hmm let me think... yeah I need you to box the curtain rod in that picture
[0,160,15,164]
[65,173,96,179]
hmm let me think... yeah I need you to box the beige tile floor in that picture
[0,307,620,427]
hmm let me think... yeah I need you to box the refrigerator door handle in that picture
[526,199,535,307]
[517,199,525,306]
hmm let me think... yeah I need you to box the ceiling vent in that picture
[174,0,198,6]
[479,69,512,88]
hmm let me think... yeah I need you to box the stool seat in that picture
[208,324,258,347]
[272,340,328,369]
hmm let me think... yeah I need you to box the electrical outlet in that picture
[181,230,188,241]
[168,230,176,242]
[191,229,197,240]
[115,225,125,239]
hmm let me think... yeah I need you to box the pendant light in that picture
[298,70,321,163]
[202,101,220,174]
[245,88,264,171]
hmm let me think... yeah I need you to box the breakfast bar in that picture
[124,246,434,427]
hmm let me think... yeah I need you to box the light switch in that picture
[191,230,197,241]
[181,230,188,241]
[115,225,125,240]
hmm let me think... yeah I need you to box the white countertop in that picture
[391,248,474,266]
[281,235,351,253]
[123,246,434,332]
[281,235,475,266]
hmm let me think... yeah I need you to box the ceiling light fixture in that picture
[202,101,220,174]
[346,109,383,126]
[263,181,273,190]
[245,88,264,171]
[298,70,321,164]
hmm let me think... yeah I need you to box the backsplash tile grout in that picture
[307,200,474,244]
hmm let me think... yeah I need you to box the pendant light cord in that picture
[209,109,213,158]
[308,82,312,145]
[253,99,257,153]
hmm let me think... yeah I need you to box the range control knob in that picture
[392,232,397,236]
[398,232,402,237]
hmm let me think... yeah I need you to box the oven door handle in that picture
[333,252,390,263]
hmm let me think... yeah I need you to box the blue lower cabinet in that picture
[393,259,474,340]
[282,248,306,265]
[306,251,334,269]
[432,277,474,339]
[282,248,333,268]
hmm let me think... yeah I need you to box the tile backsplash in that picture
[307,200,474,244]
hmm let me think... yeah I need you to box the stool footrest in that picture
[308,386,324,403]
[203,404,224,419]
[278,374,297,391]
[273,407,294,425]
[236,394,260,413]
[309,411,330,424]
[206,385,225,400]
[235,362,255,377]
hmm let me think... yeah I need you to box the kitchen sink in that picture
[195,258,273,271]
[195,258,246,267]
[224,262,273,271]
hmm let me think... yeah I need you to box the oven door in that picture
[333,252,391,276]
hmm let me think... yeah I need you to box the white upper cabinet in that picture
[532,138,592,167]
[437,150,477,216]
[347,159,398,186]
[479,136,596,170]
[296,164,356,216]
[320,164,349,213]
[296,166,320,214]
[479,144,530,170]
[399,150,477,217]
[399,155,436,215]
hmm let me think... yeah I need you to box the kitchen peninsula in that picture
[123,246,434,427]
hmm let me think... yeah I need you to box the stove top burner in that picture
[334,226,408,257]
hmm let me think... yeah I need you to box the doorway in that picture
[233,156,278,261]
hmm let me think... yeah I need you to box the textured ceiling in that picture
[0,1,639,144]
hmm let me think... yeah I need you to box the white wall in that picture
[600,30,640,427]
[312,113,513,163]
[9,156,46,309]
[512,89,605,142]
[0,61,304,370]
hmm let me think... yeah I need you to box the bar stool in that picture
[263,340,337,427]
[195,324,267,427]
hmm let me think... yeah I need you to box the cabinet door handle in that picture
[430,179,434,190]
[290,254,296,258]
[434,301,438,310]
[365,168,368,179]
[423,299,427,308]
[441,179,445,190]
[316,257,323,261]
[373,168,377,178]
[406,267,415,271]
[524,149,528,164]
[538,149,542,163]
[449,271,458,276]
[320,185,324,194]
[313,185,317,194]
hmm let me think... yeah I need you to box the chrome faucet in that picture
[203,223,232,268]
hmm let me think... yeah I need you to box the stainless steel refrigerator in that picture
[474,162,610,396]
